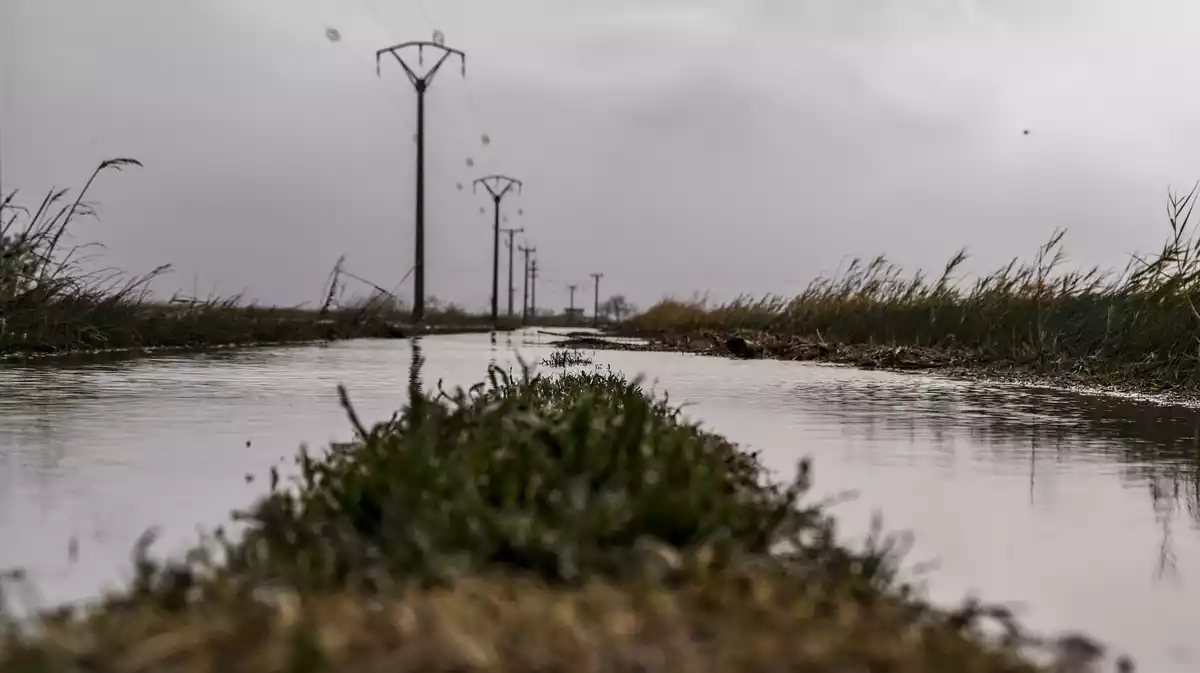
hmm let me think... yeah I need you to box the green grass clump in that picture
[221,365,862,590]
[627,186,1200,385]
[0,367,1053,672]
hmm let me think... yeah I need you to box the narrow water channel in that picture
[1,330,1196,671]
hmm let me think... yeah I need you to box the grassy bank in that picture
[0,160,508,359]
[0,366,1077,672]
[620,188,1200,393]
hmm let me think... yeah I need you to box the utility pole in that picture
[519,244,536,324]
[529,257,539,320]
[567,284,578,311]
[376,36,466,324]
[501,227,524,317]
[590,272,604,327]
[473,175,523,326]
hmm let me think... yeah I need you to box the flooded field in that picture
[0,330,1196,671]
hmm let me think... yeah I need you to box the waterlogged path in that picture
[1,330,1197,670]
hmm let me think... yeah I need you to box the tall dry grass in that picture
[0,160,501,355]
[631,187,1200,381]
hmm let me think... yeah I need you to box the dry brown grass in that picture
[625,187,1200,386]
[0,161,504,357]
[2,560,1041,673]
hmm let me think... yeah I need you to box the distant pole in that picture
[376,37,466,324]
[519,244,536,324]
[590,272,604,327]
[529,258,539,321]
[568,283,578,311]
[501,227,524,317]
[473,175,523,326]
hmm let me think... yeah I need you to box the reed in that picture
[628,187,1200,385]
[0,160,501,357]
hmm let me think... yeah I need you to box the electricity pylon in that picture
[473,175,523,326]
[501,227,525,317]
[376,36,466,323]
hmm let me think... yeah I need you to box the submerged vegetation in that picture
[539,347,594,367]
[626,187,1200,391]
[0,160,502,359]
[0,366,1079,672]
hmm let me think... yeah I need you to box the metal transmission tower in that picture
[501,227,524,317]
[590,272,604,327]
[376,36,466,323]
[473,175,523,326]
[519,244,536,323]
[529,257,539,319]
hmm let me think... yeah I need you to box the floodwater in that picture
[1,330,1197,671]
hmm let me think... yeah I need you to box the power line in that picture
[501,226,524,317]
[519,243,535,324]
[319,0,511,225]
[529,256,539,319]
[376,37,467,323]
[473,174,522,326]
[296,0,512,313]
[416,0,508,172]
[590,272,604,327]
[295,0,468,192]
[408,0,436,28]
[363,0,495,174]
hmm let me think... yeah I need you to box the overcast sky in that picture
[4,0,1200,311]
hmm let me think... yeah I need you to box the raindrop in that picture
[432,30,445,46]
[465,157,475,167]
[517,209,524,216]
[325,27,342,42]
[503,216,509,223]
[479,207,485,214]
[481,133,491,146]
[456,183,463,191]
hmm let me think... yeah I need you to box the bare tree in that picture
[600,294,634,322]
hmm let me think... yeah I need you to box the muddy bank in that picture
[556,328,1200,403]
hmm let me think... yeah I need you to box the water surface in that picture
[1,330,1196,671]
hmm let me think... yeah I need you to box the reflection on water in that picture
[777,374,1200,587]
[409,336,424,400]
[0,332,1197,671]
[795,379,1200,523]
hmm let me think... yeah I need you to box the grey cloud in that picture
[4,0,1200,310]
